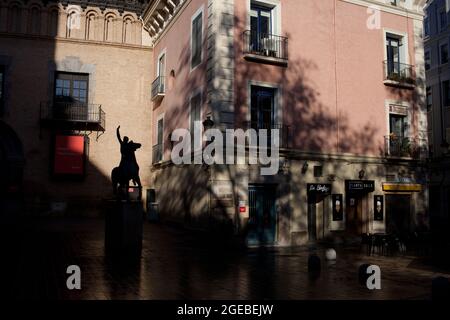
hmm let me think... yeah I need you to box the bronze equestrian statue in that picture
[112,126,142,200]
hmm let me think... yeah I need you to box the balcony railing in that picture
[384,135,427,159]
[383,61,415,87]
[151,76,165,101]
[240,122,291,149]
[40,101,105,131]
[152,143,163,164]
[243,31,288,63]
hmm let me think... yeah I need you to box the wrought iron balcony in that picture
[243,31,288,65]
[384,135,426,159]
[240,122,291,149]
[383,61,415,88]
[152,143,163,164]
[151,76,165,101]
[40,101,105,131]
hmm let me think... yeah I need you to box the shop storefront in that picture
[382,182,423,234]
[345,180,375,235]
[307,184,332,241]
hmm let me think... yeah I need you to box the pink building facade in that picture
[143,0,428,246]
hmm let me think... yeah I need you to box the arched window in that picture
[29,6,41,34]
[48,9,58,37]
[104,15,115,42]
[123,17,133,44]
[7,5,22,33]
[85,13,96,40]
[67,11,79,38]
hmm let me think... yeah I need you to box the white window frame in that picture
[156,113,165,162]
[190,5,205,72]
[383,29,410,65]
[247,0,282,36]
[157,49,167,77]
[385,100,412,139]
[188,89,203,153]
[247,80,283,125]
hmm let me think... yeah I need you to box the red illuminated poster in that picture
[54,135,85,175]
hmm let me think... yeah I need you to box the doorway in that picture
[247,185,277,245]
[308,200,328,241]
[307,191,331,241]
[346,195,365,235]
[386,194,411,234]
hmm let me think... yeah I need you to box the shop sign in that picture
[346,180,375,193]
[307,184,332,195]
[382,183,422,192]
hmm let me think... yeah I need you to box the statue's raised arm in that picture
[116,126,122,144]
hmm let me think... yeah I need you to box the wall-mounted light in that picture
[301,161,309,174]
[359,169,366,180]
[202,116,214,131]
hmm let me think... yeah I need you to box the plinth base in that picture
[104,199,144,262]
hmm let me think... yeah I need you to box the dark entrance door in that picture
[386,194,411,234]
[248,185,277,245]
[307,184,332,241]
[346,195,364,235]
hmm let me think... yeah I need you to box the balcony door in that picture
[250,4,272,52]
[390,114,406,138]
[158,53,166,88]
[54,72,89,120]
[250,86,275,130]
[386,36,401,76]
[389,113,407,156]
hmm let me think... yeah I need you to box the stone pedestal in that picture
[104,199,143,262]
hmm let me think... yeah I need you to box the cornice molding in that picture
[142,0,187,44]
[339,0,426,20]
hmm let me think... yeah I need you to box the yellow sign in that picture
[382,183,423,192]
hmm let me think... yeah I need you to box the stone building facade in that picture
[0,0,153,216]
[144,0,429,246]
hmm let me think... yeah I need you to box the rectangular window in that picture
[389,113,406,138]
[424,17,430,37]
[427,87,432,112]
[0,66,4,111]
[156,117,164,162]
[55,72,89,103]
[386,35,402,75]
[158,53,166,77]
[250,3,274,53]
[441,44,449,64]
[190,92,202,152]
[250,86,275,130]
[444,81,450,106]
[314,166,323,178]
[191,9,203,69]
[439,10,447,31]
[425,50,431,70]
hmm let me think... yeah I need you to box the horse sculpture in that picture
[112,126,142,200]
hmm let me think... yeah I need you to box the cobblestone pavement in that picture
[1,218,448,300]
